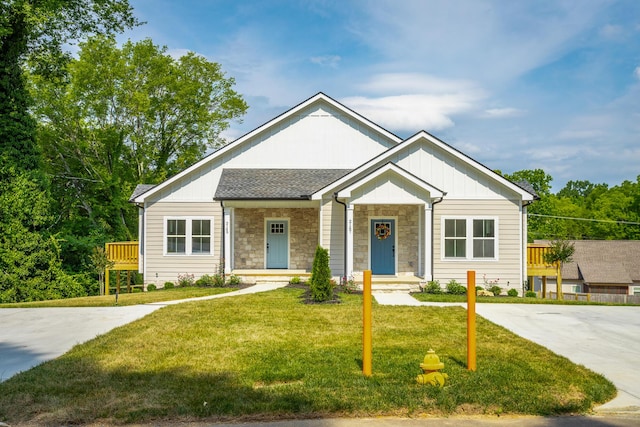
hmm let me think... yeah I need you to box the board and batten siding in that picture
[144,201,222,286]
[321,198,345,277]
[432,199,523,293]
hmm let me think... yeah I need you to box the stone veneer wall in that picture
[234,208,319,270]
[353,205,419,274]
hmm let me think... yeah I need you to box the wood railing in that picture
[526,243,557,276]
[105,241,139,270]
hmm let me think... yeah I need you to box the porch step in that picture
[369,283,422,293]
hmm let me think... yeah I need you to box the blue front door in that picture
[266,220,288,268]
[371,219,395,275]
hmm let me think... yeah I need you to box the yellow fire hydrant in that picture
[416,349,448,387]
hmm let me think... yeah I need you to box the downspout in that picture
[219,200,225,273]
[334,193,348,281]
[430,195,446,280]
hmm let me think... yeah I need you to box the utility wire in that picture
[528,213,640,226]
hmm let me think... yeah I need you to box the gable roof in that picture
[313,130,536,201]
[558,240,640,285]
[129,184,156,202]
[215,169,352,200]
[133,93,401,204]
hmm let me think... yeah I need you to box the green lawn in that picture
[0,286,234,307]
[0,288,615,425]
[411,293,614,305]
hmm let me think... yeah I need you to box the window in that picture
[442,217,497,260]
[444,219,466,258]
[167,219,186,254]
[165,217,213,255]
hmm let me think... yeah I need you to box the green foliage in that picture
[424,280,443,294]
[543,239,575,266]
[147,284,157,292]
[526,291,538,298]
[489,285,502,296]
[309,245,333,302]
[177,273,195,287]
[445,279,466,295]
[163,282,175,289]
[226,274,241,286]
[507,288,519,297]
[289,276,301,285]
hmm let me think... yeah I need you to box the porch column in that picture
[346,204,354,277]
[224,207,233,274]
[424,203,433,281]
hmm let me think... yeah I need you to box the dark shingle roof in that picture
[215,169,352,200]
[538,240,640,285]
[129,184,156,202]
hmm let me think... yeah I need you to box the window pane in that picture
[473,239,494,258]
[473,219,494,238]
[192,237,211,254]
[168,237,186,253]
[445,238,465,257]
[445,219,466,237]
[168,219,186,236]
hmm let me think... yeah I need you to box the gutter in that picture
[334,193,348,281]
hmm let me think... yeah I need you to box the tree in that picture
[29,36,248,253]
[310,246,333,302]
[0,0,138,301]
[543,239,575,300]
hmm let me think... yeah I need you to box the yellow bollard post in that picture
[467,270,477,371]
[363,269,372,377]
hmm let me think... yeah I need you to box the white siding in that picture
[394,140,518,199]
[322,198,345,276]
[349,171,431,205]
[144,201,222,286]
[146,103,397,204]
[433,199,523,293]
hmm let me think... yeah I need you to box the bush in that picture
[423,280,442,294]
[289,276,301,285]
[526,291,537,298]
[195,274,216,287]
[163,281,175,289]
[310,245,333,302]
[147,284,157,292]
[446,279,466,295]
[226,274,241,286]
[177,273,195,287]
[507,288,518,297]
[489,285,502,296]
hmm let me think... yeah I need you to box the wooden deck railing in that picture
[526,243,557,276]
[105,241,139,270]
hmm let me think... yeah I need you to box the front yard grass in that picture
[0,286,234,308]
[412,293,616,305]
[0,287,615,425]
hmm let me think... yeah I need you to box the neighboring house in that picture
[131,93,535,290]
[537,240,640,296]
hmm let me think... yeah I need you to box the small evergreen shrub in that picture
[525,291,537,298]
[226,274,241,286]
[290,276,301,285]
[164,281,175,289]
[310,245,333,302]
[424,280,442,294]
[147,284,157,292]
[489,285,502,296]
[446,279,466,295]
[507,288,518,297]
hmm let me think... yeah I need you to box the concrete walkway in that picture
[0,282,287,382]
[373,291,640,414]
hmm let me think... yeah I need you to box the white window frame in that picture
[441,216,498,261]
[164,216,214,256]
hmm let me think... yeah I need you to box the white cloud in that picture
[635,66,640,80]
[341,73,486,131]
[310,55,341,68]
[599,24,624,39]
[483,108,525,118]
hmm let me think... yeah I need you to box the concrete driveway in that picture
[374,292,640,413]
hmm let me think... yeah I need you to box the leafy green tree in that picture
[543,239,575,300]
[29,36,248,252]
[0,0,137,301]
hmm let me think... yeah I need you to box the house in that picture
[131,93,535,291]
[537,240,640,296]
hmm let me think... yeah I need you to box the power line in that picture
[528,213,640,226]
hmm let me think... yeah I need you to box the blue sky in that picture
[123,0,640,191]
